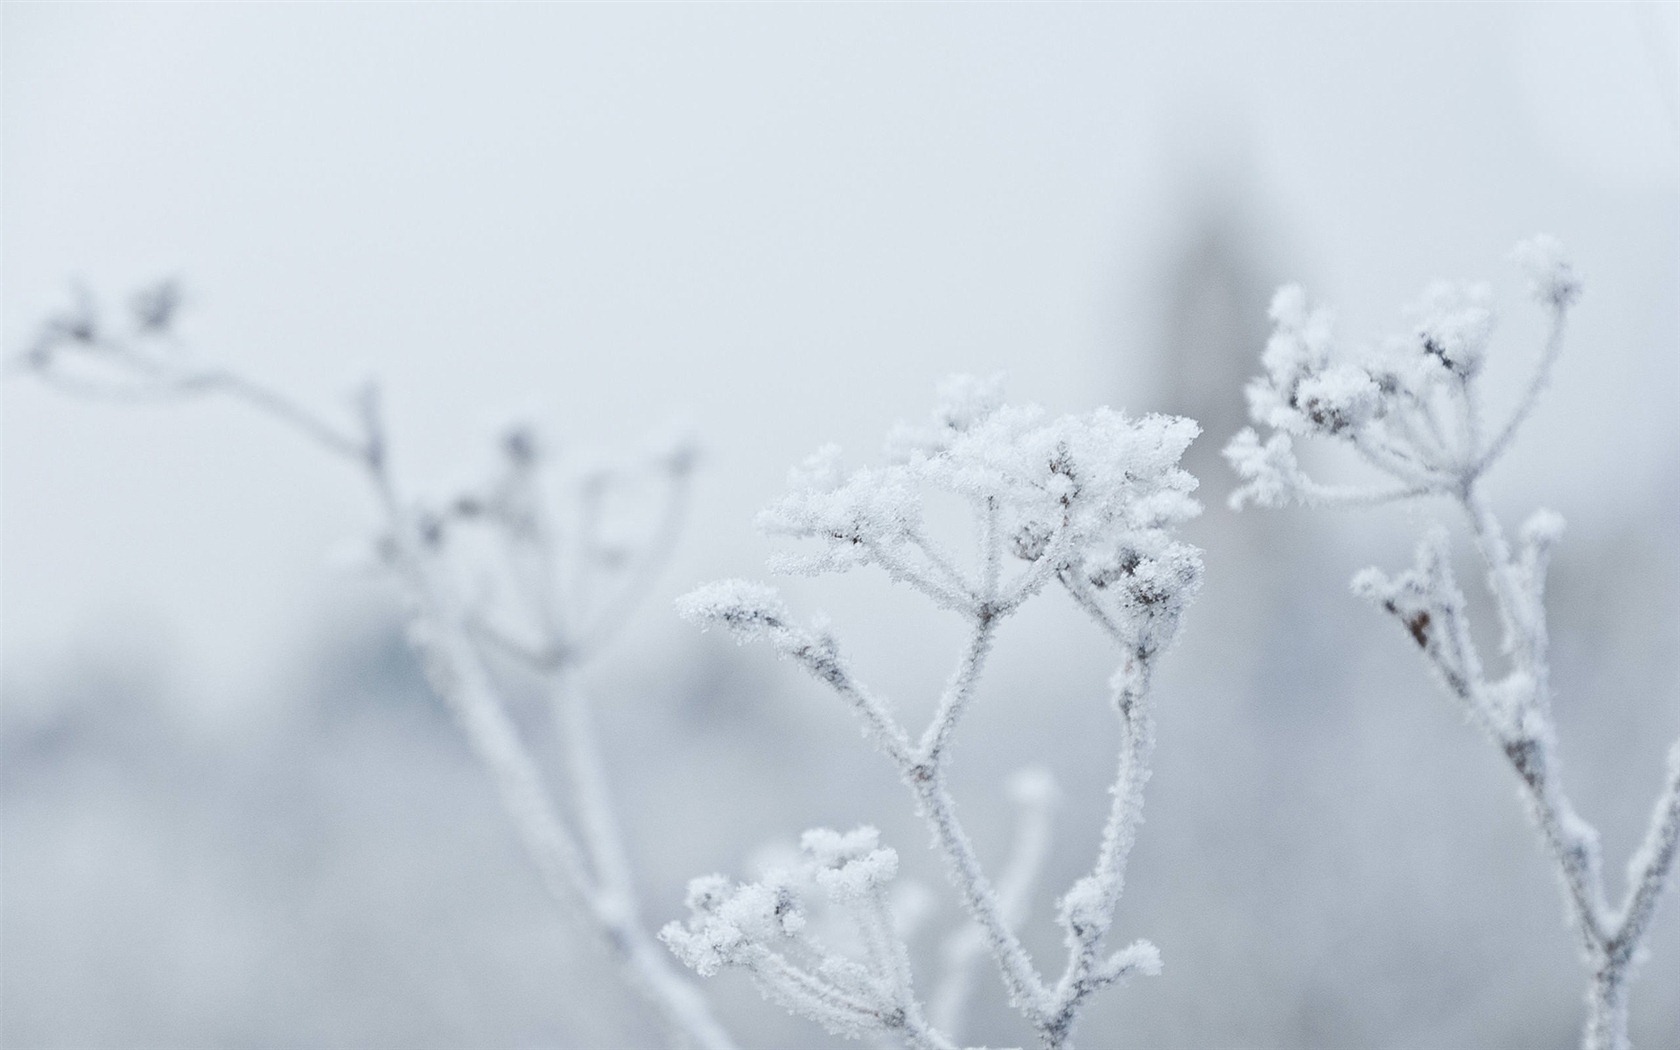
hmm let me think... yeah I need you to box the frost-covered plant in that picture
[670,376,1201,1049]
[20,286,736,1049]
[1226,239,1680,1050]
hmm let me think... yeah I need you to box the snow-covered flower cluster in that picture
[746,373,1203,648]
[675,377,1202,1049]
[660,827,946,1045]
[1227,236,1581,511]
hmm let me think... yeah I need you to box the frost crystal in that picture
[1512,234,1583,308]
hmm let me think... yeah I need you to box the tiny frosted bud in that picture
[1224,429,1302,510]
[1511,234,1582,308]
[787,443,847,494]
[801,825,881,867]
[1520,508,1565,549]
[1412,281,1495,377]
[931,372,1005,432]
[1058,874,1106,937]
[802,826,899,901]
[1349,566,1394,604]
[1011,520,1054,562]
[1294,363,1381,434]
[685,874,731,913]
[1268,284,1308,328]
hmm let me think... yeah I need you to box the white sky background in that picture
[4,2,1678,730]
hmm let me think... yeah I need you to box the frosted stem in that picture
[931,767,1056,1039]
[1585,962,1630,1050]
[909,770,1051,1023]
[1478,300,1570,473]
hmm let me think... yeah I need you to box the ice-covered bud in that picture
[884,372,1005,460]
[728,879,806,940]
[1269,284,1309,329]
[661,872,806,977]
[1224,429,1304,510]
[1250,285,1342,434]
[1515,508,1565,601]
[1348,565,1394,605]
[676,580,791,643]
[1260,286,1335,379]
[801,825,881,867]
[1519,508,1565,551]
[1511,234,1582,308]
[1121,542,1203,611]
[1351,528,1456,654]
[787,443,847,494]
[931,372,1005,433]
[684,873,733,915]
[1412,281,1495,377]
[1294,363,1382,433]
[1057,874,1108,942]
[1011,520,1054,562]
[802,826,900,902]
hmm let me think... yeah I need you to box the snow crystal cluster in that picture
[674,376,1202,1049]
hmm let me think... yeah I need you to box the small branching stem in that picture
[26,324,737,1050]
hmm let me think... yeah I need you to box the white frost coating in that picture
[661,827,952,1050]
[1512,234,1585,308]
[674,377,1201,1049]
[1229,239,1679,1050]
[22,287,736,1050]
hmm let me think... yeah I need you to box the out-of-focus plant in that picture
[19,289,736,1050]
[1226,238,1680,1050]
[667,377,1203,1049]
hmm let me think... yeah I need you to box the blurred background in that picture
[4,3,1679,1047]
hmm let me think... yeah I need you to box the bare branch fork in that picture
[19,287,736,1050]
[668,377,1201,1049]
[1226,238,1680,1050]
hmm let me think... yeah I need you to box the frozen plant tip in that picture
[677,376,1202,1049]
[1226,239,1680,1050]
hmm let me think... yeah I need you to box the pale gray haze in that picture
[3,4,1678,1049]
